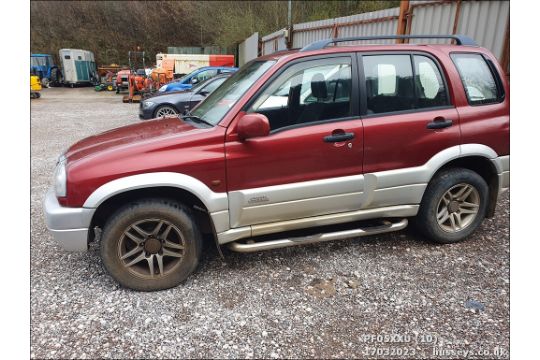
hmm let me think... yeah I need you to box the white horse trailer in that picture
[59,49,98,87]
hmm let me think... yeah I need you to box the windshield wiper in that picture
[181,111,214,127]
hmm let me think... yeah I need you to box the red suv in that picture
[44,35,509,291]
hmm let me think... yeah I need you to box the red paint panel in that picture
[452,51,510,156]
[225,114,363,191]
[209,55,235,67]
[362,108,461,174]
[62,122,227,207]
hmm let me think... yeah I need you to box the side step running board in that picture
[227,218,408,253]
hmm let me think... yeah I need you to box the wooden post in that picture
[396,0,410,43]
[452,0,462,35]
[332,23,339,39]
[500,16,510,77]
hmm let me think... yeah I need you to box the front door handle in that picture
[323,131,355,143]
[427,117,453,129]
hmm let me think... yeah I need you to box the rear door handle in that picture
[323,132,355,143]
[427,117,453,129]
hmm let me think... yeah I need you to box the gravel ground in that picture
[31,87,509,359]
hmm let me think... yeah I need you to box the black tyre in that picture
[100,199,202,291]
[49,68,62,86]
[154,105,178,118]
[415,168,488,244]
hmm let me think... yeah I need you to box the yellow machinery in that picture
[31,75,42,99]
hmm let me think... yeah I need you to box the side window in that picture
[64,55,71,60]
[363,55,414,114]
[197,69,218,82]
[414,55,449,108]
[247,58,352,131]
[450,53,502,105]
[200,77,226,93]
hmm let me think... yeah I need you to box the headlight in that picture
[142,101,155,109]
[158,85,167,92]
[54,159,67,197]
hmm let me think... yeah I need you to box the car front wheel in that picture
[415,168,488,244]
[100,199,202,291]
[154,105,178,118]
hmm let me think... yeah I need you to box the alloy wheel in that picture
[117,218,185,279]
[436,183,481,233]
[155,106,178,117]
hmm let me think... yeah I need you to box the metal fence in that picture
[292,7,400,48]
[167,46,227,55]
[408,1,509,55]
[253,0,509,72]
[261,28,288,56]
[238,32,259,66]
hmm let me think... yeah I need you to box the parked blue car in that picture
[30,54,62,87]
[158,66,237,93]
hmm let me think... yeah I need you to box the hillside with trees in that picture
[31,1,398,65]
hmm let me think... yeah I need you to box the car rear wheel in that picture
[100,199,202,291]
[154,105,178,118]
[415,168,488,244]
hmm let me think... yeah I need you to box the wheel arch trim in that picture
[369,144,500,190]
[83,172,228,213]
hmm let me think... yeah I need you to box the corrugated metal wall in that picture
[257,1,509,65]
[457,0,509,60]
[292,8,400,48]
[167,46,227,55]
[408,0,510,59]
[238,32,259,66]
[261,29,288,55]
[408,1,459,44]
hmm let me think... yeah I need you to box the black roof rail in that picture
[299,35,477,52]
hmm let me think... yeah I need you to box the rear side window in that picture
[451,53,502,105]
[363,55,414,114]
[414,55,449,108]
[363,54,449,115]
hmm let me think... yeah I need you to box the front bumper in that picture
[139,105,155,120]
[42,188,95,251]
[494,155,510,194]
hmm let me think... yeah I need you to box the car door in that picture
[225,54,365,228]
[359,52,460,209]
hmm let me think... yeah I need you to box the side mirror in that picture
[191,77,199,84]
[198,90,209,96]
[237,113,270,141]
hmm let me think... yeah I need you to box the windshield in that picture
[191,61,275,125]
[31,56,49,67]
[173,73,191,84]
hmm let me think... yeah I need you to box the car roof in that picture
[195,66,238,71]
[256,43,487,63]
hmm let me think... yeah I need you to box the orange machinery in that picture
[149,59,175,91]
[122,59,175,102]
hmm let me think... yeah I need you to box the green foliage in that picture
[31,0,399,66]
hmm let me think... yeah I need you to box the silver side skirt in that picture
[217,204,418,244]
[227,218,408,253]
